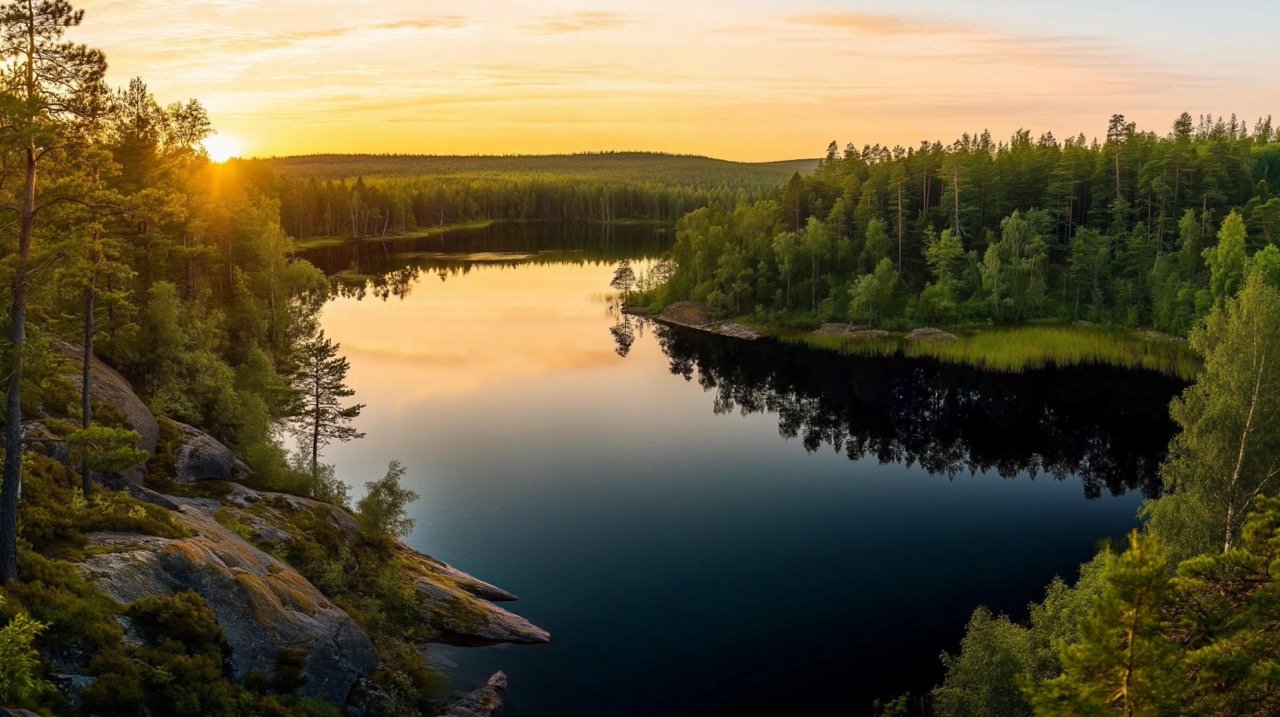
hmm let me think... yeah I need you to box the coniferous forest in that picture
[0,1,1278,717]
[652,116,1280,336]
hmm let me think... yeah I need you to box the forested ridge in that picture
[0,3,476,715]
[238,153,819,239]
[653,115,1280,336]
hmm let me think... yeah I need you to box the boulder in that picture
[78,504,377,704]
[904,327,959,343]
[443,672,508,717]
[52,339,158,455]
[173,422,251,483]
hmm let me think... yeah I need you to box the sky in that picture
[73,0,1280,162]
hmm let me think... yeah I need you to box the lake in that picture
[303,222,1185,716]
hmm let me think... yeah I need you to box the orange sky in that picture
[73,0,1279,161]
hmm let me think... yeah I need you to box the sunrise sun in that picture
[202,134,244,163]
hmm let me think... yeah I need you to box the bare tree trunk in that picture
[897,180,905,273]
[81,277,96,497]
[1,147,37,584]
[1224,350,1266,552]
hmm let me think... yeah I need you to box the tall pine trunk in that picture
[1,146,38,584]
[81,277,97,497]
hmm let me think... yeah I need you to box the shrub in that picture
[0,596,53,708]
[356,461,418,541]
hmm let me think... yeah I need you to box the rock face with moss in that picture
[213,483,551,646]
[52,339,159,455]
[79,504,378,703]
[41,348,548,712]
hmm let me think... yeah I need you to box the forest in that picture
[918,271,1280,717]
[238,153,817,240]
[0,3,454,715]
[0,0,1277,713]
[650,115,1280,337]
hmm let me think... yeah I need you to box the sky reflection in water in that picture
[312,225,1182,716]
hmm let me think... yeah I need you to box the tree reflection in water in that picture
[652,324,1186,499]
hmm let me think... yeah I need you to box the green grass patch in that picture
[772,325,1198,379]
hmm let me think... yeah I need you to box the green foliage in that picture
[86,592,239,717]
[1145,274,1280,556]
[937,278,1280,715]
[849,259,900,323]
[18,453,184,558]
[1029,532,1184,716]
[1204,211,1249,306]
[66,425,148,474]
[0,596,52,709]
[6,550,123,653]
[657,118,1280,338]
[934,607,1034,717]
[357,461,418,541]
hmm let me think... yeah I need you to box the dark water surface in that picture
[307,223,1184,716]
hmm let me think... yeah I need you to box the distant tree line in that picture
[247,173,761,240]
[655,114,1280,335]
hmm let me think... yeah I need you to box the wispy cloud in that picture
[528,11,629,35]
[788,11,975,37]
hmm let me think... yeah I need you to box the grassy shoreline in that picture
[758,322,1199,379]
[630,296,1201,379]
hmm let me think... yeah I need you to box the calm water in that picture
[305,223,1184,716]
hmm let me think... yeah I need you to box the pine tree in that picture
[0,0,109,584]
[291,329,365,486]
[1029,532,1185,717]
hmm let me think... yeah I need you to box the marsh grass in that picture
[773,325,1198,379]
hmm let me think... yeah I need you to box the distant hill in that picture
[245,152,821,191]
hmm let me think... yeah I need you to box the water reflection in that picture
[651,325,1186,499]
[303,221,671,302]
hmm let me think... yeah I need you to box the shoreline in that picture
[635,301,1198,379]
[290,218,671,253]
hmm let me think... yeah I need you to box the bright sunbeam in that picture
[203,134,244,163]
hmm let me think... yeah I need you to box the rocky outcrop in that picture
[716,322,762,341]
[40,345,542,710]
[656,302,761,341]
[173,422,251,483]
[79,504,377,704]
[443,672,508,717]
[399,547,548,646]
[659,301,713,327]
[905,327,959,343]
[212,483,549,647]
[51,339,158,455]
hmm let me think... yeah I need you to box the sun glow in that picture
[203,134,244,163]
